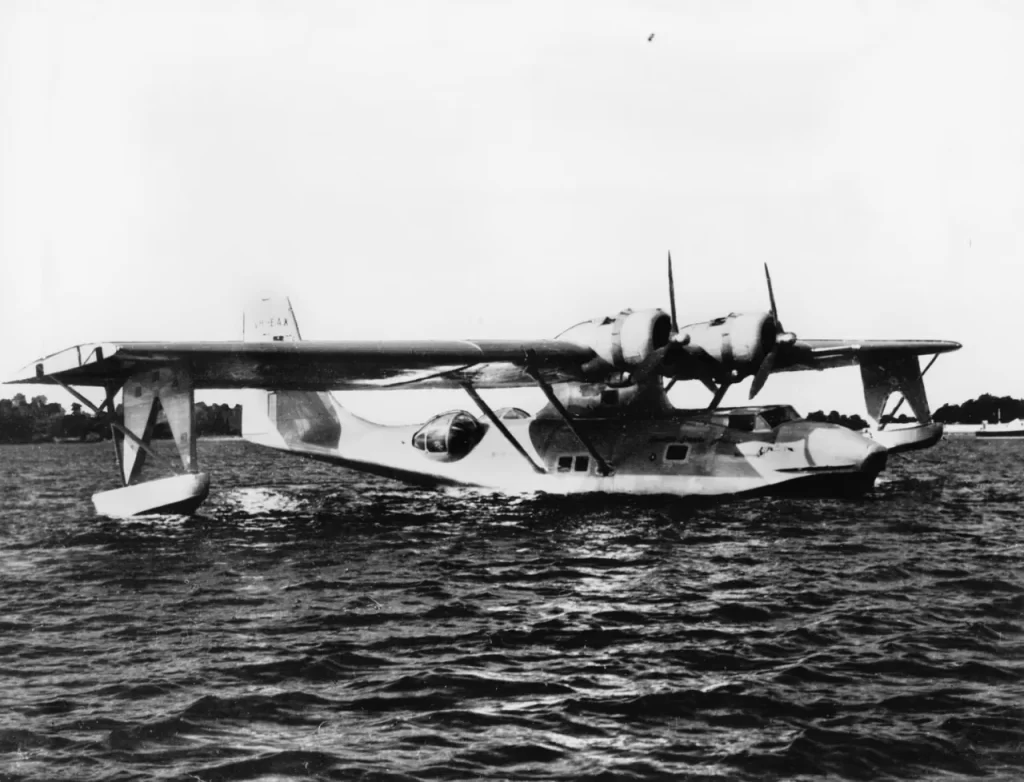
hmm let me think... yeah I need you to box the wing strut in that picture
[460,381,546,474]
[878,353,940,430]
[39,364,210,516]
[708,383,730,410]
[524,354,613,476]
[43,373,180,476]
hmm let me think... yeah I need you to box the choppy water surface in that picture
[1,437,1022,781]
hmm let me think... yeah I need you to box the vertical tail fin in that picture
[243,297,302,342]
[241,297,343,450]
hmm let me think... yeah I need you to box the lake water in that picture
[1,437,1022,781]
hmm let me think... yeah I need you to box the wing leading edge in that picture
[7,340,598,391]
[772,338,962,373]
[8,336,961,391]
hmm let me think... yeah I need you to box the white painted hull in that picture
[252,420,886,499]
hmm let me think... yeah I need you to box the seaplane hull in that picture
[244,393,888,501]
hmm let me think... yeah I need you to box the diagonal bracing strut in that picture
[43,374,180,479]
[460,381,546,474]
[523,354,613,476]
[878,353,940,431]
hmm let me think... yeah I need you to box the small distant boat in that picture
[976,419,1024,439]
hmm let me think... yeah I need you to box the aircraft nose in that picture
[860,443,888,477]
[807,426,887,474]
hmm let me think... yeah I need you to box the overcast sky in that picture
[2,0,1021,423]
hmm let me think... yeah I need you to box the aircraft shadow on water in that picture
[8,257,959,517]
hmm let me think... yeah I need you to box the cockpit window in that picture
[727,414,757,432]
[759,406,800,428]
[495,407,530,420]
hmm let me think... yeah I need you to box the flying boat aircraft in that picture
[7,259,960,517]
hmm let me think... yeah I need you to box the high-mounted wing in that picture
[7,339,598,391]
[770,338,961,372]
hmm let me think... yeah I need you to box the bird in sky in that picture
[648,33,655,41]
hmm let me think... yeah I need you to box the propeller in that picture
[667,251,678,333]
[630,252,683,387]
[633,252,724,398]
[639,252,772,411]
[748,264,798,399]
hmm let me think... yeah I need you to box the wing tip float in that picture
[8,278,961,516]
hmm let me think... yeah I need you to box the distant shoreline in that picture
[0,435,243,446]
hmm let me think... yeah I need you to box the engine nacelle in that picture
[676,312,776,379]
[412,410,485,462]
[557,309,672,372]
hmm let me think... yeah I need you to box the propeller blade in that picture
[668,251,678,333]
[764,262,782,332]
[630,345,670,386]
[748,348,778,399]
[763,263,799,350]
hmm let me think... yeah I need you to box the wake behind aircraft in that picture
[8,260,960,517]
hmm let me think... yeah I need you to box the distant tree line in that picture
[933,394,1024,425]
[807,395,1024,429]
[805,410,869,430]
[0,394,242,444]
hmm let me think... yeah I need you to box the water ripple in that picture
[0,437,1022,780]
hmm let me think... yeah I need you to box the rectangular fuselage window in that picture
[665,444,689,461]
[557,455,591,473]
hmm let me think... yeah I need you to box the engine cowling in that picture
[557,309,672,372]
[676,312,776,379]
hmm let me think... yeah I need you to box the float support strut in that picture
[45,374,179,480]
[878,354,939,431]
[460,381,546,474]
